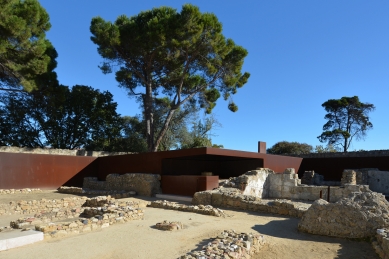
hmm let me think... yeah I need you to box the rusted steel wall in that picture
[0,152,96,189]
[264,154,303,173]
[298,156,389,181]
[161,175,219,196]
[162,157,264,179]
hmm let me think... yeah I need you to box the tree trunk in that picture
[343,138,348,153]
[144,83,154,152]
[152,108,176,152]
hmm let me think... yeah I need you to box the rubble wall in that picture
[298,191,389,239]
[83,173,162,197]
[220,168,368,202]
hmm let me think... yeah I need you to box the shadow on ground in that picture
[252,217,378,259]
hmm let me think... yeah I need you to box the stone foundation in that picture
[0,197,87,216]
[192,190,310,218]
[179,230,266,259]
[148,200,228,217]
[83,173,162,197]
[57,186,136,198]
[0,188,42,195]
[8,196,144,239]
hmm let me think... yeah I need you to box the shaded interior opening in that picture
[162,154,264,179]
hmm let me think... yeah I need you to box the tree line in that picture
[1,1,375,153]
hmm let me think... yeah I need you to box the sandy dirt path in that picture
[0,193,378,259]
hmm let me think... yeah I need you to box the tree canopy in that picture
[317,96,375,152]
[267,141,313,155]
[0,85,123,150]
[90,4,250,152]
[0,0,56,92]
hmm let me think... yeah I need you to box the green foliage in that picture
[90,4,249,151]
[267,141,313,155]
[177,116,222,150]
[0,85,123,150]
[317,96,375,152]
[0,0,55,92]
[314,144,340,153]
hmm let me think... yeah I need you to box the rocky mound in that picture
[298,191,389,238]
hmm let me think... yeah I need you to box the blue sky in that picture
[39,0,389,152]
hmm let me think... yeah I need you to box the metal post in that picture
[327,186,330,202]
[320,190,322,199]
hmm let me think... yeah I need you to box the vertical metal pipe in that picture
[320,190,322,199]
[327,186,330,202]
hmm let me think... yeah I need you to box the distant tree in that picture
[90,4,250,152]
[314,144,340,153]
[267,141,313,155]
[178,116,222,149]
[317,96,375,152]
[0,85,123,150]
[0,0,56,92]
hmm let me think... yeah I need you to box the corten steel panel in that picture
[161,175,219,196]
[264,154,303,173]
[97,147,302,180]
[0,152,96,189]
[162,157,264,179]
[97,148,266,179]
[298,156,389,181]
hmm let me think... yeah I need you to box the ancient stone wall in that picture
[192,190,310,218]
[341,168,389,194]
[149,200,228,217]
[221,168,273,198]
[222,168,367,202]
[0,197,87,216]
[0,188,42,195]
[83,173,162,197]
[9,196,144,239]
[0,146,129,157]
[298,191,389,239]
[180,230,266,259]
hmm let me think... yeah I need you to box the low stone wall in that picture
[9,196,144,239]
[83,173,162,197]
[148,200,228,217]
[373,229,389,259]
[0,188,42,195]
[192,190,310,218]
[0,197,87,216]
[0,146,130,157]
[180,230,266,259]
[57,186,136,199]
[298,191,389,239]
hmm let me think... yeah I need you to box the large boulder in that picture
[298,191,389,238]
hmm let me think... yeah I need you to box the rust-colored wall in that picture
[298,156,389,181]
[161,156,264,179]
[264,154,303,173]
[161,175,219,196]
[0,152,96,189]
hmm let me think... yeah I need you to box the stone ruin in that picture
[155,220,184,231]
[196,168,371,203]
[298,191,389,239]
[83,173,162,197]
[180,230,266,259]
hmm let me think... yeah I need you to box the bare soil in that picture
[0,191,379,259]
